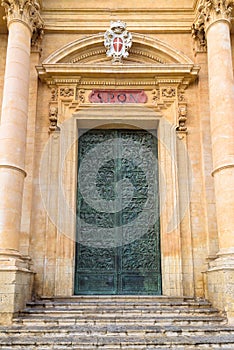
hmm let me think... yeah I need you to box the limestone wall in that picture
[0,0,233,311]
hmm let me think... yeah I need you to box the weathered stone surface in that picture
[0,297,234,349]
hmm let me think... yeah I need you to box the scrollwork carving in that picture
[178,88,186,102]
[77,89,85,104]
[152,89,160,105]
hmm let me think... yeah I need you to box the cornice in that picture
[37,63,200,86]
[40,8,197,34]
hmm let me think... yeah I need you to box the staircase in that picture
[0,296,234,349]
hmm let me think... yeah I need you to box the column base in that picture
[0,250,34,325]
[205,252,234,324]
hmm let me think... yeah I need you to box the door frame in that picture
[40,104,194,297]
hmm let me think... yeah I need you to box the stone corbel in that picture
[177,103,188,132]
[176,87,188,139]
[47,85,59,133]
[49,105,59,133]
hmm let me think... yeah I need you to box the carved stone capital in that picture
[193,0,234,36]
[2,0,44,44]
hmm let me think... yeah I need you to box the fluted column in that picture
[194,0,234,323]
[0,0,43,324]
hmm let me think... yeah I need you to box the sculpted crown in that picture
[110,20,127,32]
[1,0,44,44]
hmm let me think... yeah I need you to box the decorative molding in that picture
[69,48,167,64]
[70,50,106,63]
[77,89,85,104]
[50,87,58,102]
[193,0,234,50]
[1,0,44,45]
[178,88,186,102]
[152,89,160,104]
[162,87,176,98]
[129,49,166,64]
[59,87,75,98]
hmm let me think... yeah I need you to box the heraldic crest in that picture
[104,20,132,63]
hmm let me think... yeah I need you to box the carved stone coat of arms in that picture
[104,20,132,63]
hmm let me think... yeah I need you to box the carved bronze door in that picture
[75,129,161,295]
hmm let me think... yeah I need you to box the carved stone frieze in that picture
[2,0,44,45]
[162,87,176,98]
[60,87,75,98]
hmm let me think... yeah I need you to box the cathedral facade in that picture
[0,0,233,325]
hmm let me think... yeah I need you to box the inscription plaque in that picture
[89,90,148,104]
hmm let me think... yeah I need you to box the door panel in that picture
[75,129,161,295]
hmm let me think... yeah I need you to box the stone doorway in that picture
[74,128,161,295]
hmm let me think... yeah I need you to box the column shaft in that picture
[0,21,31,252]
[206,20,234,253]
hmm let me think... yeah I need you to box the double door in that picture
[75,129,161,295]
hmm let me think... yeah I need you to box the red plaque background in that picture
[89,90,148,104]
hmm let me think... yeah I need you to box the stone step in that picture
[1,346,234,350]
[26,300,213,310]
[13,314,226,326]
[0,334,234,348]
[1,297,232,349]
[40,295,194,303]
[20,306,219,317]
[1,324,234,338]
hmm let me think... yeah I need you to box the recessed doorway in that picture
[75,128,161,295]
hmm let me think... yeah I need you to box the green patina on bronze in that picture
[75,129,161,295]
